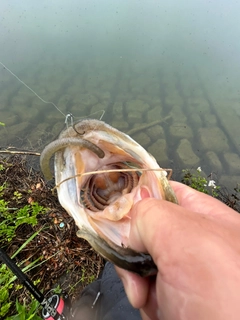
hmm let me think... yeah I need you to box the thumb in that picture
[128,198,181,256]
[128,197,215,269]
[116,198,183,312]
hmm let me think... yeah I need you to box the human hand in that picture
[116,181,240,320]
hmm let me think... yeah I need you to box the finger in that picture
[116,266,160,319]
[127,197,232,260]
[170,181,239,222]
[115,266,150,308]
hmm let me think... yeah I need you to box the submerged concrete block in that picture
[148,139,169,166]
[176,139,200,167]
[90,103,107,115]
[187,97,211,114]
[111,121,129,132]
[146,106,162,122]
[205,151,223,173]
[131,131,151,148]
[198,127,229,152]
[146,125,165,141]
[215,107,240,154]
[189,113,203,131]
[169,123,193,139]
[170,105,187,123]
[203,114,217,127]
[223,152,240,174]
[1,111,18,126]
[125,99,150,113]
[6,122,30,142]
[219,175,240,191]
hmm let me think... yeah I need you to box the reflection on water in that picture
[0,0,240,190]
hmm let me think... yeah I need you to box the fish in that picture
[40,119,178,277]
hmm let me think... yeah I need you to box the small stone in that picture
[205,151,222,173]
[59,222,65,228]
[198,127,229,152]
[176,139,200,167]
[223,152,240,174]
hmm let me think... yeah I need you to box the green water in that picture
[0,0,240,189]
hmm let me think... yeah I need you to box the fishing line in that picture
[0,61,66,117]
[54,168,172,190]
[0,61,106,127]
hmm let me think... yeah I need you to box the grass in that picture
[0,183,47,244]
[182,167,220,197]
[181,167,240,212]
[0,155,103,318]
[0,231,42,319]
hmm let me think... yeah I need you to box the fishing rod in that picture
[0,248,72,320]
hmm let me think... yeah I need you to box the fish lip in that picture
[77,228,157,277]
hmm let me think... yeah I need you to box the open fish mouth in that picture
[40,119,178,277]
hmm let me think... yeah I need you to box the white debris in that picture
[208,180,216,188]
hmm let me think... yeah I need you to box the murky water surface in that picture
[0,0,240,189]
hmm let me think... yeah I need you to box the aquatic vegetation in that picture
[182,167,220,197]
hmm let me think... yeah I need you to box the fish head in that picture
[40,119,177,276]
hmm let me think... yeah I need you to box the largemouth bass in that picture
[40,119,178,277]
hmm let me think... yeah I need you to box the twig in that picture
[0,150,40,156]
[127,116,171,136]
